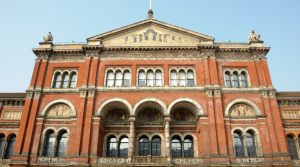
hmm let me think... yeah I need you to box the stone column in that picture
[164,117,171,161]
[128,117,136,157]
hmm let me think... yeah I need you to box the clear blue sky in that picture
[0,0,299,92]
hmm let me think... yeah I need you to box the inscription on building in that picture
[1,110,22,120]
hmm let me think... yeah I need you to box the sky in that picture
[0,0,299,92]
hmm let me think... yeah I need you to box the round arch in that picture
[167,97,204,116]
[40,99,76,116]
[96,98,132,116]
[132,98,167,115]
[224,98,262,116]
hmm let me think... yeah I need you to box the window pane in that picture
[147,71,154,86]
[139,137,149,156]
[0,136,5,157]
[115,71,122,87]
[106,72,114,87]
[225,72,232,87]
[155,71,162,86]
[152,137,161,156]
[233,72,239,87]
[62,74,69,88]
[187,71,193,79]
[171,71,177,79]
[107,137,117,157]
[287,135,299,160]
[241,72,248,87]
[246,131,256,157]
[69,73,77,88]
[4,135,16,159]
[184,137,193,157]
[53,73,61,88]
[172,138,182,158]
[179,71,185,86]
[44,132,55,157]
[233,132,245,157]
[123,71,130,87]
[119,137,129,157]
[139,71,146,86]
[56,132,67,157]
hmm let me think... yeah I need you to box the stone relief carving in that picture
[46,104,72,117]
[44,121,71,124]
[43,32,53,42]
[137,109,163,124]
[1,110,22,120]
[104,28,199,46]
[281,110,300,119]
[248,30,261,42]
[101,53,201,59]
[231,120,256,124]
[236,157,264,163]
[36,53,49,60]
[49,54,85,61]
[98,158,128,164]
[172,158,203,164]
[37,157,65,163]
[230,104,255,117]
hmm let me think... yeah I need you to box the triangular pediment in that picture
[87,19,214,46]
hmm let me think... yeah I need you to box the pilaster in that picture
[164,116,171,162]
[128,116,136,158]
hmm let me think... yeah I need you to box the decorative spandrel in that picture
[46,104,72,117]
[1,110,22,120]
[281,110,300,119]
[229,104,255,117]
[103,28,199,46]
[105,110,128,123]
[138,109,163,124]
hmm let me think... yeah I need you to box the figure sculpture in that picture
[248,29,261,41]
[43,32,53,42]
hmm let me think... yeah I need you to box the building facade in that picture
[0,10,300,167]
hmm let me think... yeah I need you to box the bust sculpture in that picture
[43,32,53,42]
[248,29,261,42]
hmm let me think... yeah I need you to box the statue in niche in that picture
[43,32,53,42]
[174,110,188,122]
[229,104,255,117]
[112,110,126,122]
[248,29,261,41]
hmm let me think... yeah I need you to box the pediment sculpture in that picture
[43,32,53,42]
[248,30,261,42]
[229,104,256,117]
[103,28,199,46]
[46,104,72,117]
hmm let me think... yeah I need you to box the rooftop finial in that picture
[147,0,154,20]
[150,0,151,9]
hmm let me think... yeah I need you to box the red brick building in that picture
[0,10,300,167]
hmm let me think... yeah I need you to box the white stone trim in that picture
[183,132,198,157]
[103,132,118,157]
[40,99,77,116]
[167,97,204,116]
[224,98,262,116]
[96,98,133,116]
[132,97,167,115]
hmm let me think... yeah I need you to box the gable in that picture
[87,19,214,46]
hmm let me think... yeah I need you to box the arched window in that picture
[147,70,154,86]
[62,73,69,88]
[151,137,161,156]
[139,137,149,156]
[155,71,162,86]
[171,137,182,158]
[187,70,194,86]
[106,71,114,87]
[0,135,5,157]
[225,72,232,87]
[287,135,299,160]
[184,137,193,157]
[241,72,248,87]
[123,71,130,87]
[53,73,61,88]
[69,72,77,88]
[56,131,67,157]
[4,135,16,159]
[246,131,256,157]
[233,131,244,157]
[233,72,240,87]
[138,71,146,86]
[44,131,55,157]
[115,71,122,87]
[107,137,117,157]
[119,137,129,157]
[170,70,177,86]
[179,70,186,86]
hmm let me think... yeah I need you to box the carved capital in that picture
[26,92,33,99]
[36,53,50,61]
[260,91,268,98]
[201,51,215,58]
[214,90,221,97]
[205,90,213,97]
[80,91,87,98]
[252,51,266,60]
[87,91,95,98]
[33,92,41,99]
[269,90,276,98]
[86,51,99,58]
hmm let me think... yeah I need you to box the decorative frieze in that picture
[46,104,72,117]
[44,120,71,124]
[277,99,300,107]
[230,120,256,124]
[36,53,49,60]
[235,157,264,163]
[205,90,213,97]
[1,110,22,120]
[281,110,300,119]
[98,158,128,164]
[172,158,203,164]
[101,53,201,58]
[37,157,65,163]
[0,100,25,107]
[49,53,85,61]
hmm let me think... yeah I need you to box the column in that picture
[128,117,136,157]
[164,117,171,159]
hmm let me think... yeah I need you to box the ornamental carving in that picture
[281,110,300,119]
[46,104,72,117]
[103,28,199,46]
[49,54,85,60]
[1,110,22,120]
[36,53,49,60]
[231,120,256,124]
[105,110,128,123]
[44,121,71,124]
[215,54,253,60]
[172,158,203,164]
[248,30,261,42]
[236,157,264,163]
[98,158,128,164]
[101,53,201,58]
[229,104,255,117]
[37,157,65,163]
[137,109,163,124]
